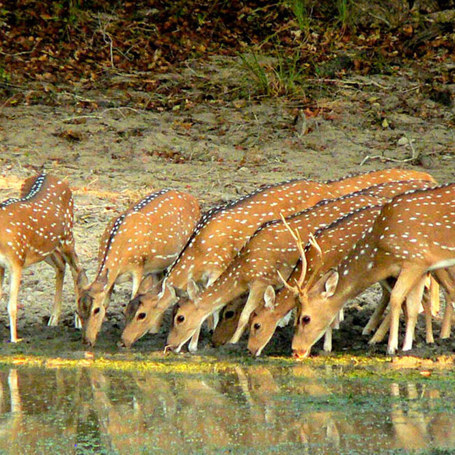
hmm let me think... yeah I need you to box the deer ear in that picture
[263,286,276,309]
[138,274,159,294]
[322,270,339,298]
[187,279,200,301]
[77,270,88,289]
[98,269,109,288]
[163,281,177,301]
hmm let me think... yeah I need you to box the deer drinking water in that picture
[246,180,439,356]
[122,169,435,348]
[291,183,455,357]
[165,180,436,353]
[78,189,200,346]
[0,174,84,342]
[121,179,331,348]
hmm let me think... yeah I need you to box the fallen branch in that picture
[360,135,419,166]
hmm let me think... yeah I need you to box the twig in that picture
[61,107,141,123]
[360,134,419,166]
[61,115,103,123]
[307,77,391,90]
[353,3,394,27]
[59,91,97,103]
[97,14,115,68]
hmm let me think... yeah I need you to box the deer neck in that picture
[326,239,398,313]
[197,274,248,317]
[274,287,297,318]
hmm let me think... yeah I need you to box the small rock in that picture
[397,136,409,146]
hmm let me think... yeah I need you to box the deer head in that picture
[165,279,206,353]
[121,281,177,348]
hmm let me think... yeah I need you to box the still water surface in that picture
[0,362,454,454]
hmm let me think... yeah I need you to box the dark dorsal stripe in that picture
[287,204,384,281]
[168,178,310,273]
[97,188,172,277]
[0,174,47,208]
[250,180,401,236]
[310,204,384,242]
[322,168,407,184]
[132,188,171,212]
[97,214,127,277]
[323,169,366,184]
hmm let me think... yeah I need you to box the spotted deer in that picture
[247,212,392,357]
[0,174,84,342]
[247,180,439,356]
[122,168,435,348]
[122,179,330,348]
[165,179,436,353]
[78,189,200,346]
[290,182,455,357]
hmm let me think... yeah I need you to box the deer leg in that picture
[8,369,22,414]
[0,267,5,301]
[387,266,424,355]
[369,312,391,345]
[363,281,391,335]
[323,311,344,352]
[429,275,440,317]
[46,252,66,326]
[440,295,453,339]
[338,308,344,324]
[421,277,434,344]
[402,275,426,351]
[60,242,84,290]
[323,325,332,352]
[8,263,22,343]
[230,284,267,344]
[59,243,86,329]
[188,324,202,353]
[421,297,434,344]
[433,268,455,339]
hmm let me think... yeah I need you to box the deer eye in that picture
[301,315,311,325]
[225,310,235,319]
[93,307,100,315]
[176,315,185,324]
[137,312,146,320]
[253,323,261,331]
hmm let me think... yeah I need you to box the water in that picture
[0,362,454,454]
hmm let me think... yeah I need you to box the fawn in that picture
[123,168,435,348]
[78,189,200,346]
[291,183,455,357]
[165,179,436,353]
[0,174,84,342]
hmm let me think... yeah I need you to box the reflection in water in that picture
[0,364,454,454]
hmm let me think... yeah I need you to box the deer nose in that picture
[292,349,309,360]
[163,344,175,354]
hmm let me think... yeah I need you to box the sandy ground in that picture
[0,58,454,357]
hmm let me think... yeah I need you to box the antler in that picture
[278,214,325,295]
[278,213,308,294]
[305,233,324,289]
